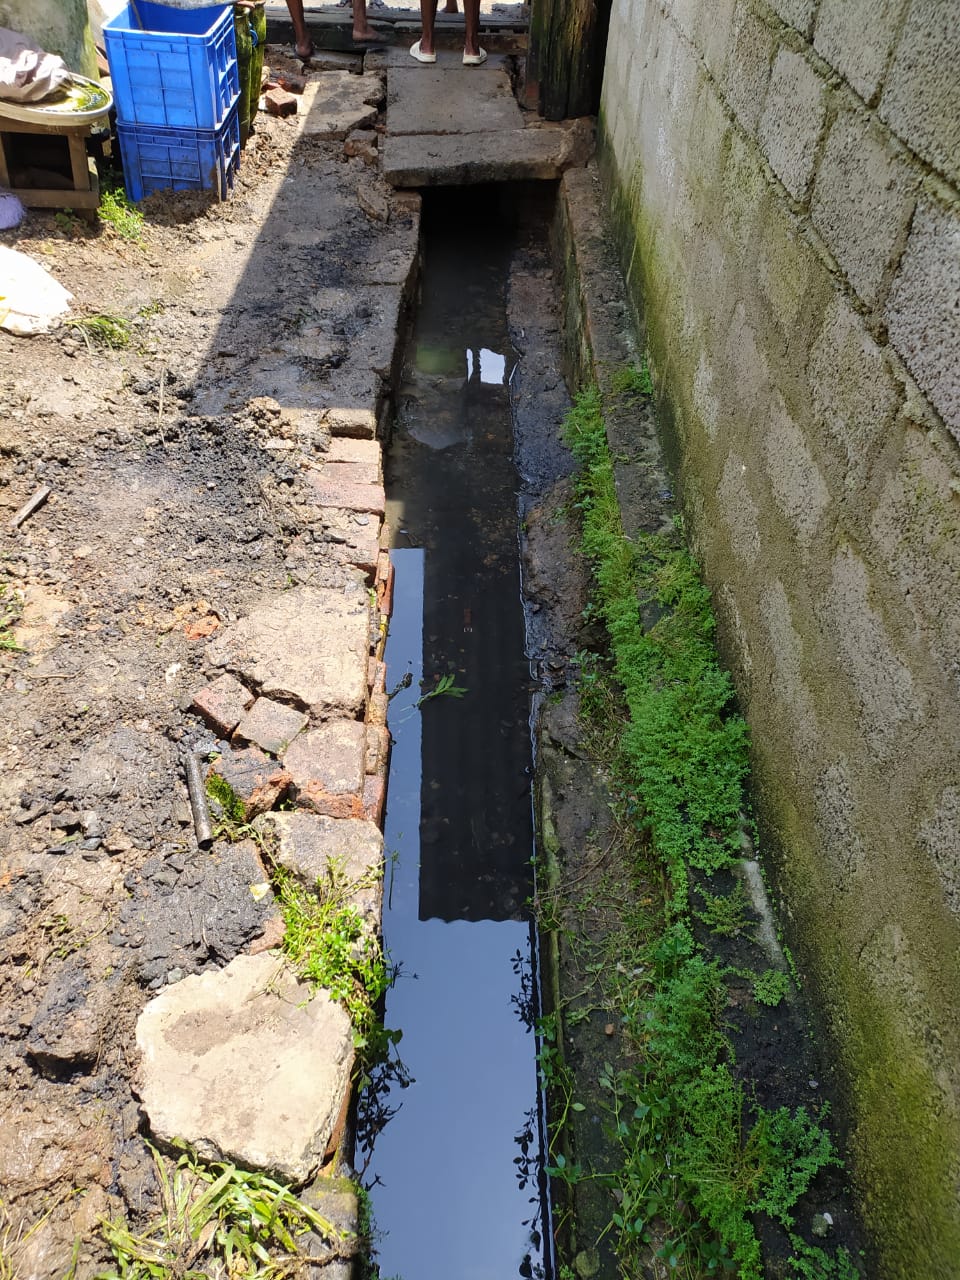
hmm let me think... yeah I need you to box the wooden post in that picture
[526,0,612,120]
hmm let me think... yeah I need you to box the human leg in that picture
[413,0,439,56]
[462,0,482,58]
[352,0,376,42]
[284,0,313,59]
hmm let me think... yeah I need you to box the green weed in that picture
[550,379,858,1280]
[98,172,145,241]
[609,359,653,400]
[98,1142,340,1279]
[205,770,246,829]
[0,585,22,652]
[69,313,132,350]
[753,968,792,1008]
[274,863,390,1056]
[416,672,468,707]
[695,882,750,938]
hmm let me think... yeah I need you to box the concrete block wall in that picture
[597,1,960,1275]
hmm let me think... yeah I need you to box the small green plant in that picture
[98,1142,340,1279]
[753,968,791,1008]
[98,172,145,242]
[54,208,82,235]
[205,771,246,831]
[274,863,389,1054]
[0,585,22,652]
[416,672,468,707]
[695,882,750,938]
[69,312,132,350]
[610,359,653,400]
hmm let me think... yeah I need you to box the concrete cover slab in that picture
[386,65,523,135]
[299,72,382,138]
[206,586,370,717]
[382,120,594,187]
[136,954,353,1184]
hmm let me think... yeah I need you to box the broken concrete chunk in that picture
[208,746,290,819]
[357,183,390,223]
[206,586,370,718]
[344,128,378,166]
[191,673,254,737]
[234,697,308,757]
[256,810,383,924]
[136,954,353,1184]
[323,407,377,440]
[300,72,379,139]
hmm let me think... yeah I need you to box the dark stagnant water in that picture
[359,187,552,1280]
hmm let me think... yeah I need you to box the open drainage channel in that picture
[357,184,562,1280]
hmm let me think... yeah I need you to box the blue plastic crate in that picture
[104,1,239,130]
[117,106,241,202]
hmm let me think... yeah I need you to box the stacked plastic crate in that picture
[104,1,240,202]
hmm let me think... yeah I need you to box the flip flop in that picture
[462,47,487,65]
[410,40,437,63]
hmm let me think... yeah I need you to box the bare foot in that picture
[294,38,314,59]
[442,1,459,11]
[353,23,378,41]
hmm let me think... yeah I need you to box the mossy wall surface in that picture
[597,1,960,1275]
[0,0,97,76]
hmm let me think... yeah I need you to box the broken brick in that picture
[265,87,298,118]
[285,722,366,817]
[275,70,306,94]
[365,724,391,776]
[207,746,290,820]
[305,472,385,517]
[362,772,387,825]
[191,673,254,737]
[234,697,308,757]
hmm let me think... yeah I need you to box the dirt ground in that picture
[0,51,416,1277]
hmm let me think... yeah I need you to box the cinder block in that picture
[718,451,762,565]
[919,788,960,915]
[879,1,960,188]
[813,759,866,879]
[811,107,917,308]
[808,296,901,472]
[758,48,828,200]
[869,418,960,686]
[762,392,830,547]
[820,547,920,759]
[723,1,776,136]
[697,0,737,81]
[759,579,820,755]
[885,198,960,441]
[814,0,908,104]
[756,199,825,337]
[766,0,816,37]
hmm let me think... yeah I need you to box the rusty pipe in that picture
[185,753,213,850]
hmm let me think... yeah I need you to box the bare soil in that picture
[0,55,414,1277]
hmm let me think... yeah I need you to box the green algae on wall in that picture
[0,0,97,76]
[595,107,960,1279]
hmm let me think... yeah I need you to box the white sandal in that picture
[410,40,437,63]
[462,47,487,65]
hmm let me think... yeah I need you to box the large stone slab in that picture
[298,71,382,138]
[137,953,353,1184]
[257,811,383,923]
[386,65,523,135]
[381,119,594,187]
[206,586,370,717]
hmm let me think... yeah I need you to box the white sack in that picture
[0,246,73,335]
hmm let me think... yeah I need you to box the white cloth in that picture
[0,247,73,336]
[0,26,70,103]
